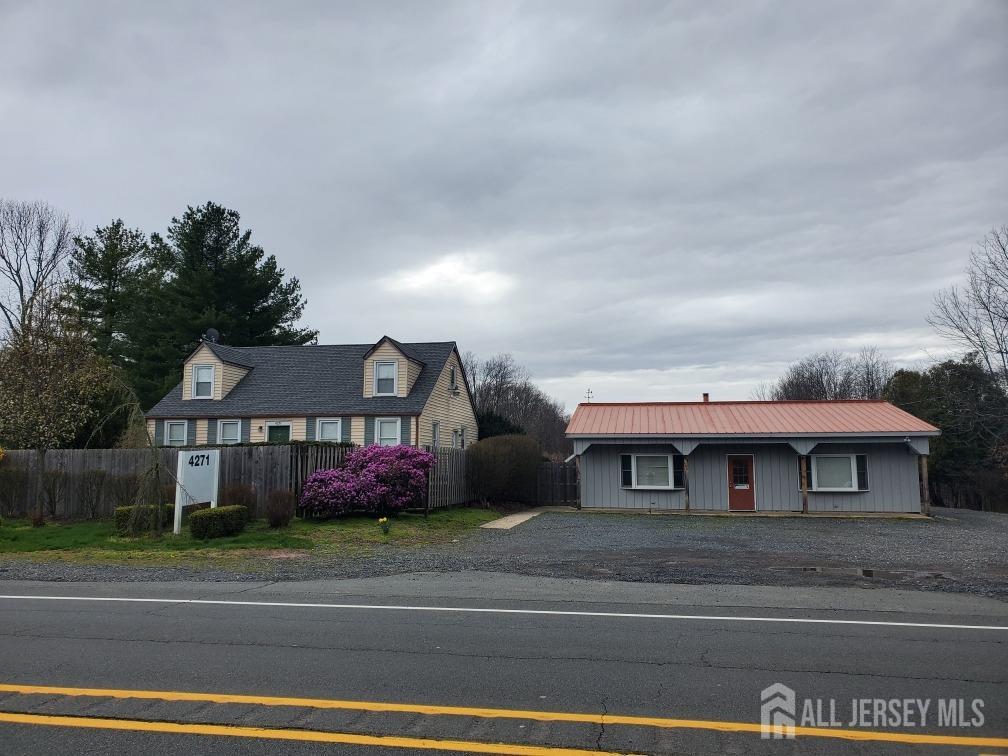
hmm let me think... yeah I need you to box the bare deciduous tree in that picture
[930,225,1008,382]
[756,347,894,401]
[0,200,75,340]
[462,351,570,455]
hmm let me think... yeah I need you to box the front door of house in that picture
[267,424,291,443]
[727,455,756,511]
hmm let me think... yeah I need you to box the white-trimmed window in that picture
[451,430,459,448]
[375,417,401,446]
[317,418,342,442]
[432,421,440,448]
[374,361,397,396]
[808,454,869,492]
[217,419,241,445]
[165,420,188,447]
[619,454,685,490]
[192,364,215,399]
[449,366,458,389]
[266,421,291,443]
[460,426,466,449]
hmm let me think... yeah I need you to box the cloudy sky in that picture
[2,1,1006,409]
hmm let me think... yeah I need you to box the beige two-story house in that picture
[145,336,477,449]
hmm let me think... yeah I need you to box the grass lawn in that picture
[0,507,498,569]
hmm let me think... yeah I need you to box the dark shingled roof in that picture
[146,341,457,418]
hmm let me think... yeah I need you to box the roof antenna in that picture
[584,388,593,403]
[204,328,220,344]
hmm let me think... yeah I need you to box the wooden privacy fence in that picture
[0,443,470,519]
[424,447,472,510]
[0,448,179,520]
[536,461,580,505]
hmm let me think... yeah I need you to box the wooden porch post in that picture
[683,456,690,512]
[799,455,809,514]
[919,455,931,516]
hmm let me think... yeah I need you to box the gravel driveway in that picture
[2,507,1006,597]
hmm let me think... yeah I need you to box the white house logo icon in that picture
[761,683,796,739]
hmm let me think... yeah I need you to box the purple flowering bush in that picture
[300,445,436,518]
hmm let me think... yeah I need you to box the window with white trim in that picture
[376,417,401,446]
[317,418,342,442]
[432,421,440,448]
[192,365,214,399]
[801,454,870,492]
[451,430,459,448]
[619,454,685,490]
[165,420,188,447]
[217,419,240,445]
[374,361,397,396]
[449,366,457,389]
[460,426,466,449]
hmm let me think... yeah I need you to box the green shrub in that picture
[114,504,173,536]
[265,490,295,528]
[189,505,248,539]
[466,434,542,504]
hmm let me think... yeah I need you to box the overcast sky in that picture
[2,1,1006,410]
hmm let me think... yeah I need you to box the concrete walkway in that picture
[479,510,544,529]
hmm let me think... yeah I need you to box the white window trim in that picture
[316,417,343,442]
[375,416,402,446]
[265,420,292,442]
[621,453,680,490]
[165,420,188,447]
[449,366,457,389]
[810,454,859,492]
[373,361,398,396]
[460,426,466,449]
[217,419,241,445]
[191,364,215,399]
[432,421,440,448]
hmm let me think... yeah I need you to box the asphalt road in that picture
[0,573,1005,755]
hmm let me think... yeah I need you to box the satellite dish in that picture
[205,328,220,344]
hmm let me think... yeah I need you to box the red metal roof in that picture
[566,401,939,437]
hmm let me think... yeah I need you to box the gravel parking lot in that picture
[2,506,1006,597]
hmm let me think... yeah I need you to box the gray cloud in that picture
[2,0,1006,409]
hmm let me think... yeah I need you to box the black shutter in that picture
[672,454,685,488]
[620,455,633,487]
[856,454,869,491]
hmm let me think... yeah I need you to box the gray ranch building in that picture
[566,399,939,513]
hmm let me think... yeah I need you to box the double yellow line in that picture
[0,682,1006,752]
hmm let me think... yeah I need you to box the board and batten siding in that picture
[363,343,417,398]
[580,442,922,513]
[580,444,685,509]
[417,350,478,447]
[181,344,248,400]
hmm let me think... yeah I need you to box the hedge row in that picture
[189,505,248,539]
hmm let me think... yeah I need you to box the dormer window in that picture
[192,365,214,399]
[374,361,397,396]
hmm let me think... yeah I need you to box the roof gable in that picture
[363,336,425,365]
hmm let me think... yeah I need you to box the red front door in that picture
[727,455,756,511]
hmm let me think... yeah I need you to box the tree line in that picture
[758,226,1008,511]
[0,197,572,460]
